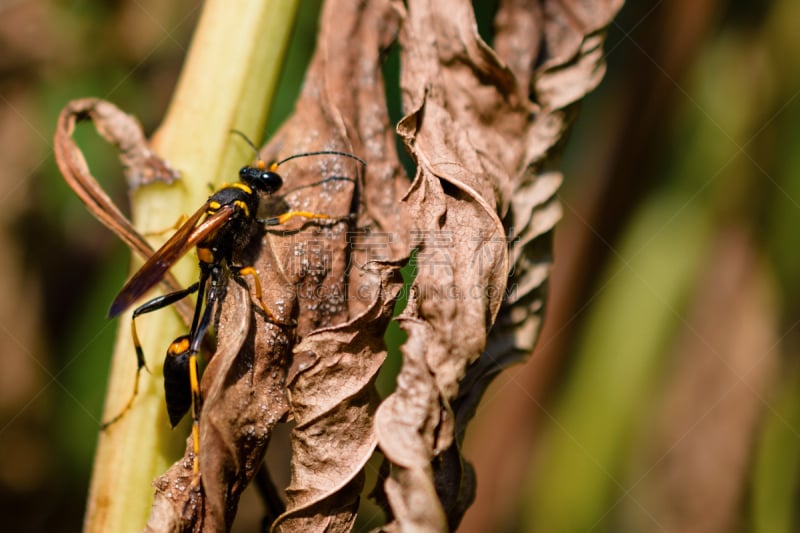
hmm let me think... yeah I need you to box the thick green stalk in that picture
[83,1,299,531]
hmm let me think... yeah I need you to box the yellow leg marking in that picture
[238,266,283,324]
[276,210,331,224]
[189,352,201,479]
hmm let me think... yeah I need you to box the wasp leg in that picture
[142,214,190,237]
[101,281,201,430]
[188,343,202,484]
[233,265,295,326]
[259,210,334,226]
[184,277,220,487]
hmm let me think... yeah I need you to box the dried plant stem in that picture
[83,1,299,531]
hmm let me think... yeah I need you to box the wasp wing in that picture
[108,203,234,317]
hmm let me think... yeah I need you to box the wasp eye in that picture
[256,170,283,193]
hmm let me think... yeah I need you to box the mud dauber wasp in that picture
[104,130,364,478]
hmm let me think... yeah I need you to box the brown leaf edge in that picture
[373,0,623,530]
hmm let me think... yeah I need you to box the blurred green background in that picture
[1,0,798,532]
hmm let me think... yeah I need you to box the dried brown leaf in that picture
[374,1,521,527]
[265,0,407,530]
[273,262,403,531]
[373,0,622,529]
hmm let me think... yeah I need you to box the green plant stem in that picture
[83,1,299,531]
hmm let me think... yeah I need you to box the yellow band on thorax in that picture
[230,182,252,194]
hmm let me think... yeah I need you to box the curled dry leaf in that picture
[373,0,622,530]
[462,0,624,434]
[52,98,192,323]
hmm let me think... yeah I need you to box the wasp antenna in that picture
[230,129,267,166]
[230,129,260,154]
[276,150,366,169]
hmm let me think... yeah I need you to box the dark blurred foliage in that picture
[2,0,799,532]
[462,0,800,531]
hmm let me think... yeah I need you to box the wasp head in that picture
[239,165,283,194]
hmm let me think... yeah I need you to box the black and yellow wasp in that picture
[104,131,364,477]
